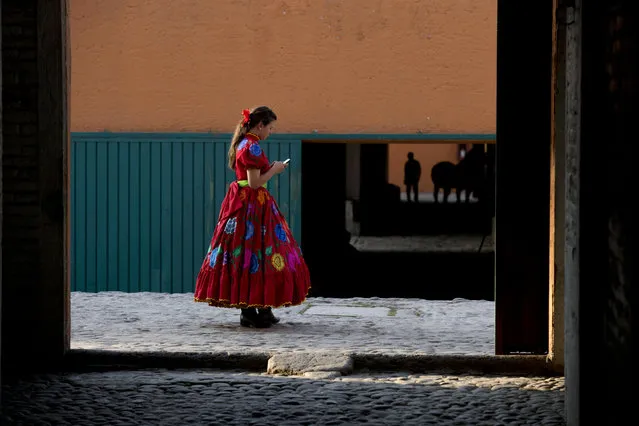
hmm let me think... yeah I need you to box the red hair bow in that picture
[241,109,251,125]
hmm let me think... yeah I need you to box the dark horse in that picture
[431,145,486,203]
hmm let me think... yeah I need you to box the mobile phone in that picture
[283,158,291,165]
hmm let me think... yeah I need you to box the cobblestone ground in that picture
[72,293,494,355]
[349,235,494,253]
[1,370,565,425]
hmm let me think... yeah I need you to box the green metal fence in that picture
[71,132,302,293]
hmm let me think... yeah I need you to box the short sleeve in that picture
[238,141,268,171]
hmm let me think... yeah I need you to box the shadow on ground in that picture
[360,200,491,236]
[306,251,494,301]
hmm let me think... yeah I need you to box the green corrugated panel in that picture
[71,133,302,293]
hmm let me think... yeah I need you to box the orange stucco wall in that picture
[70,0,496,134]
[71,0,496,193]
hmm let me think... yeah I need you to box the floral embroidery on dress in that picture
[275,224,288,243]
[287,251,299,271]
[243,249,252,268]
[271,253,285,271]
[224,217,237,234]
[249,253,260,274]
[245,220,255,240]
[209,247,220,268]
[237,139,249,151]
[249,143,262,156]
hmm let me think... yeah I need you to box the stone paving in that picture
[350,235,494,253]
[1,294,564,425]
[72,292,494,356]
[1,369,565,425]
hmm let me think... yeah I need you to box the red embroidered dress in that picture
[194,134,311,308]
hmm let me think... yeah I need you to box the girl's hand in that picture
[271,161,288,174]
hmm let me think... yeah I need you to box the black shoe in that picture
[258,307,280,325]
[240,308,271,328]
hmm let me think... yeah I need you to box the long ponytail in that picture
[228,122,247,169]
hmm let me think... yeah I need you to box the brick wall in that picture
[1,0,3,395]
[1,0,68,374]
[564,1,638,422]
[1,0,42,372]
[2,1,40,296]
[601,0,636,414]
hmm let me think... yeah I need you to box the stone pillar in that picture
[0,0,3,398]
[549,0,566,372]
[495,0,553,354]
[359,144,388,235]
[1,0,69,375]
[345,143,361,236]
[564,0,638,424]
[563,2,583,422]
[345,143,360,201]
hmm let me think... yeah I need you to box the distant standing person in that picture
[404,152,421,203]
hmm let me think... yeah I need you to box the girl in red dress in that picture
[194,106,311,328]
